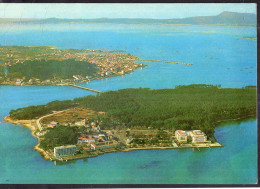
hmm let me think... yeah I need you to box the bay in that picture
[0,23,257,184]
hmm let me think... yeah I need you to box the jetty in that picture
[139,59,193,65]
[60,83,104,93]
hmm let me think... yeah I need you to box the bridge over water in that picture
[59,83,104,94]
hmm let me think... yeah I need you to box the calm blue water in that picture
[0,24,257,184]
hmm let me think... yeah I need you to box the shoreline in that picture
[4,115,225,162]
[0,64,146,87]
[3,116,51,161]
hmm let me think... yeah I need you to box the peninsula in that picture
[4,85,256,161]
[0,45,196,86]
[0,45,143,86]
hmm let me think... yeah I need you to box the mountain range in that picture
[0,11,256,26]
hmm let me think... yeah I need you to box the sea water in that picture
[0,24,257,184]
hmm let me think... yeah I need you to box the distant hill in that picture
[0,18,38,23]
[1,11,256,26]
[177,11,256,26]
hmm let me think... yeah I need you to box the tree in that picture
[40,126,78,150]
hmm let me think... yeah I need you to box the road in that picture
[36,108,76,131]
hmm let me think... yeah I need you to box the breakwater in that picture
[139,59,193,65]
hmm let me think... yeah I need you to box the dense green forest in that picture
[6,59,97,80]
[39,126,78,150]
[9,85,256,138]
[10,100,78,120]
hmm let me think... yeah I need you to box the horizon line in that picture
[0,11,256,20]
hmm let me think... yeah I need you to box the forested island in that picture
[5,84,256,161]
[0,45,142,85]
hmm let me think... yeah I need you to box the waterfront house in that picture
[54,145,76,157]
[28,79,33,84]
[175,130,188,143]
[15,79,21,85]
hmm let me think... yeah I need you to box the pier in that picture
[60,83,104,93]
[139,59,193,65]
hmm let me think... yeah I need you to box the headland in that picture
[4,85,256,162]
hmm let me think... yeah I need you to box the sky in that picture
[0,3,256,19]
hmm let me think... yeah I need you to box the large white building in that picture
[175,130,188,143]
[54,145,76,157]
[175,130,207,143]
[190,130,207,143]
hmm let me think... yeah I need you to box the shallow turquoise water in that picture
[0,24,257,184]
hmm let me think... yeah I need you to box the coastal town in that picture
[0,45,144,86]
[42,119,222,161]
[0,45,228,163]
[4,106,222,162]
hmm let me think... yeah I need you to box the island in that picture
[0,45,143,86]
[4,84,256,161]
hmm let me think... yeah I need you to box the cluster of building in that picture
[83,53,140,77]
[53,131,120,157]
[1,46,142,86]
[45,119,101,131]
[3,77,58,86]
[48,118,120,157]
[77,129,119,151]
[73,119,101,132]
[78,133,106,144]
[175,130,208,144]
